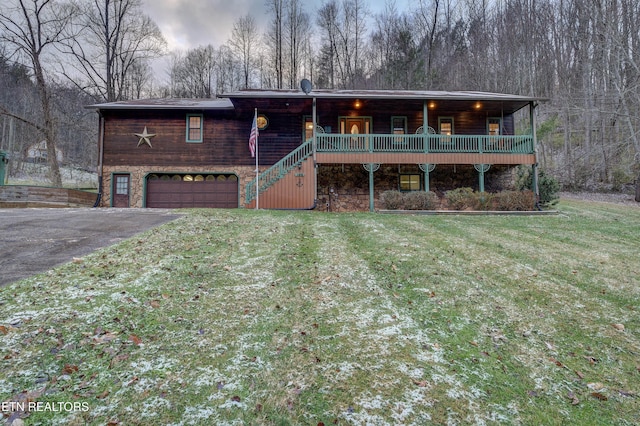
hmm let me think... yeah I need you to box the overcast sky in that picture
[142,0,414,52]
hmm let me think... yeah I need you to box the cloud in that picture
[143,0,268,51]
[142,0,414,52]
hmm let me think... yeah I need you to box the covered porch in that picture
[229,89,544,211]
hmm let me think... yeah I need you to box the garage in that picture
[146,173,238,208]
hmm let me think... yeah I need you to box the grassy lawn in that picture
[1,199,639,425]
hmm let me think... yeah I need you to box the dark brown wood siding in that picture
[102,99,520,169]
[102,109,302,168]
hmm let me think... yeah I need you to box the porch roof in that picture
[223,89,543,101]
[86,90,545,114]
[222,89,547,114]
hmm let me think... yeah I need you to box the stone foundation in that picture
[100,163,520,211]
[316,164,519,212]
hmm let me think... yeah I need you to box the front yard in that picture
[1,200,639,425]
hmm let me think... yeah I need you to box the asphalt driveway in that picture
[0,208,182,286]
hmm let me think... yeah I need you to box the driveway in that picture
[0,208,182,286]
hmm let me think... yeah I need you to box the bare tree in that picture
[61,0,166,101]
[229,15,259,89]
[316,1,340,88]
[315,0,369,89]
[284,0,310,89]
[266,0,285,89]
[0,0,79,186]
[169,45,216,98]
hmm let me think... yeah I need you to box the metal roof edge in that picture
[221,89,548,102]
[85,98,235,110]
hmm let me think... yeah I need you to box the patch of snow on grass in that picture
[139,395,171,418]
[130,355,176,375]
[170,405,219,426]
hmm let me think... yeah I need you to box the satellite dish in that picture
[300,79,313,94]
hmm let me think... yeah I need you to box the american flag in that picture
[249,111,258,157]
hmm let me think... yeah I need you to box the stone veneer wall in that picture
[100,163,519,210]
[316,164,519,212]
[100,165,258,208]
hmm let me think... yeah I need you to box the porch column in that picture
[423,101,429,153]
[474,164,491,192]
[530,101,540,200]
[419,163,436,192]
[363,163,380,212]
[313,97,318,205]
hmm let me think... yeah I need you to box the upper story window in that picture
[488,118,502,135]
[391,116,407,135]
[186,114,203,143]
[438,117,454,135]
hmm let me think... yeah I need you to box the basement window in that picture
[186,114,203,143]
[400,174,421,191]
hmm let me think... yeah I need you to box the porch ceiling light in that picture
[474,102,482,110]
[354,99,362,109]
[428,102,436,109]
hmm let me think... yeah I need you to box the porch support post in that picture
[530,101,540,200]
[474,164,491,192]
[419,163,436,192]
[313,97,318,204]
[423,100,429,153]
[363,163,380,212]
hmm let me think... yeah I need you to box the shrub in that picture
[380,190,404,209]
[516,167,560,208]
[404,191,439,210]
[474,192,493,211]
[493,190,535,211]
[445,187,476,210]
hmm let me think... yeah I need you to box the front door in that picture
[340,117,370,150]
[113,174,130,207]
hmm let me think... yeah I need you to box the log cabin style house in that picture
[89,89,544,211]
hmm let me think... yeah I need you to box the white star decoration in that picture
[134,126,156,147]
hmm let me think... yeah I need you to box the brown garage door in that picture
[146,174,238,208]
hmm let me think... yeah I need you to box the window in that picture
[186,114,203,143]
[304,116,313,140]
[115,175,129,195]
[438,117,454,135]
[391,116,407,135]
[400,174,421,191]
[488,118,501,135]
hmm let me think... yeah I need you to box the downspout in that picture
[93,110,105,208]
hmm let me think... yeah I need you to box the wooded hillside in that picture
[1,0,638,191]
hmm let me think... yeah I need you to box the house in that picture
[88,89,544,211]
[27,141,64,164]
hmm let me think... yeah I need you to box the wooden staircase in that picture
[245,140,316,209]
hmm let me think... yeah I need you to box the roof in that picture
[87,98,234,110]
[221,89,547,103]
[86,90,546,113]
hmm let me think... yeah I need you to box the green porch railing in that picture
[245,138,314,204]
[315,134,534,154]
[245,134,534,204]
